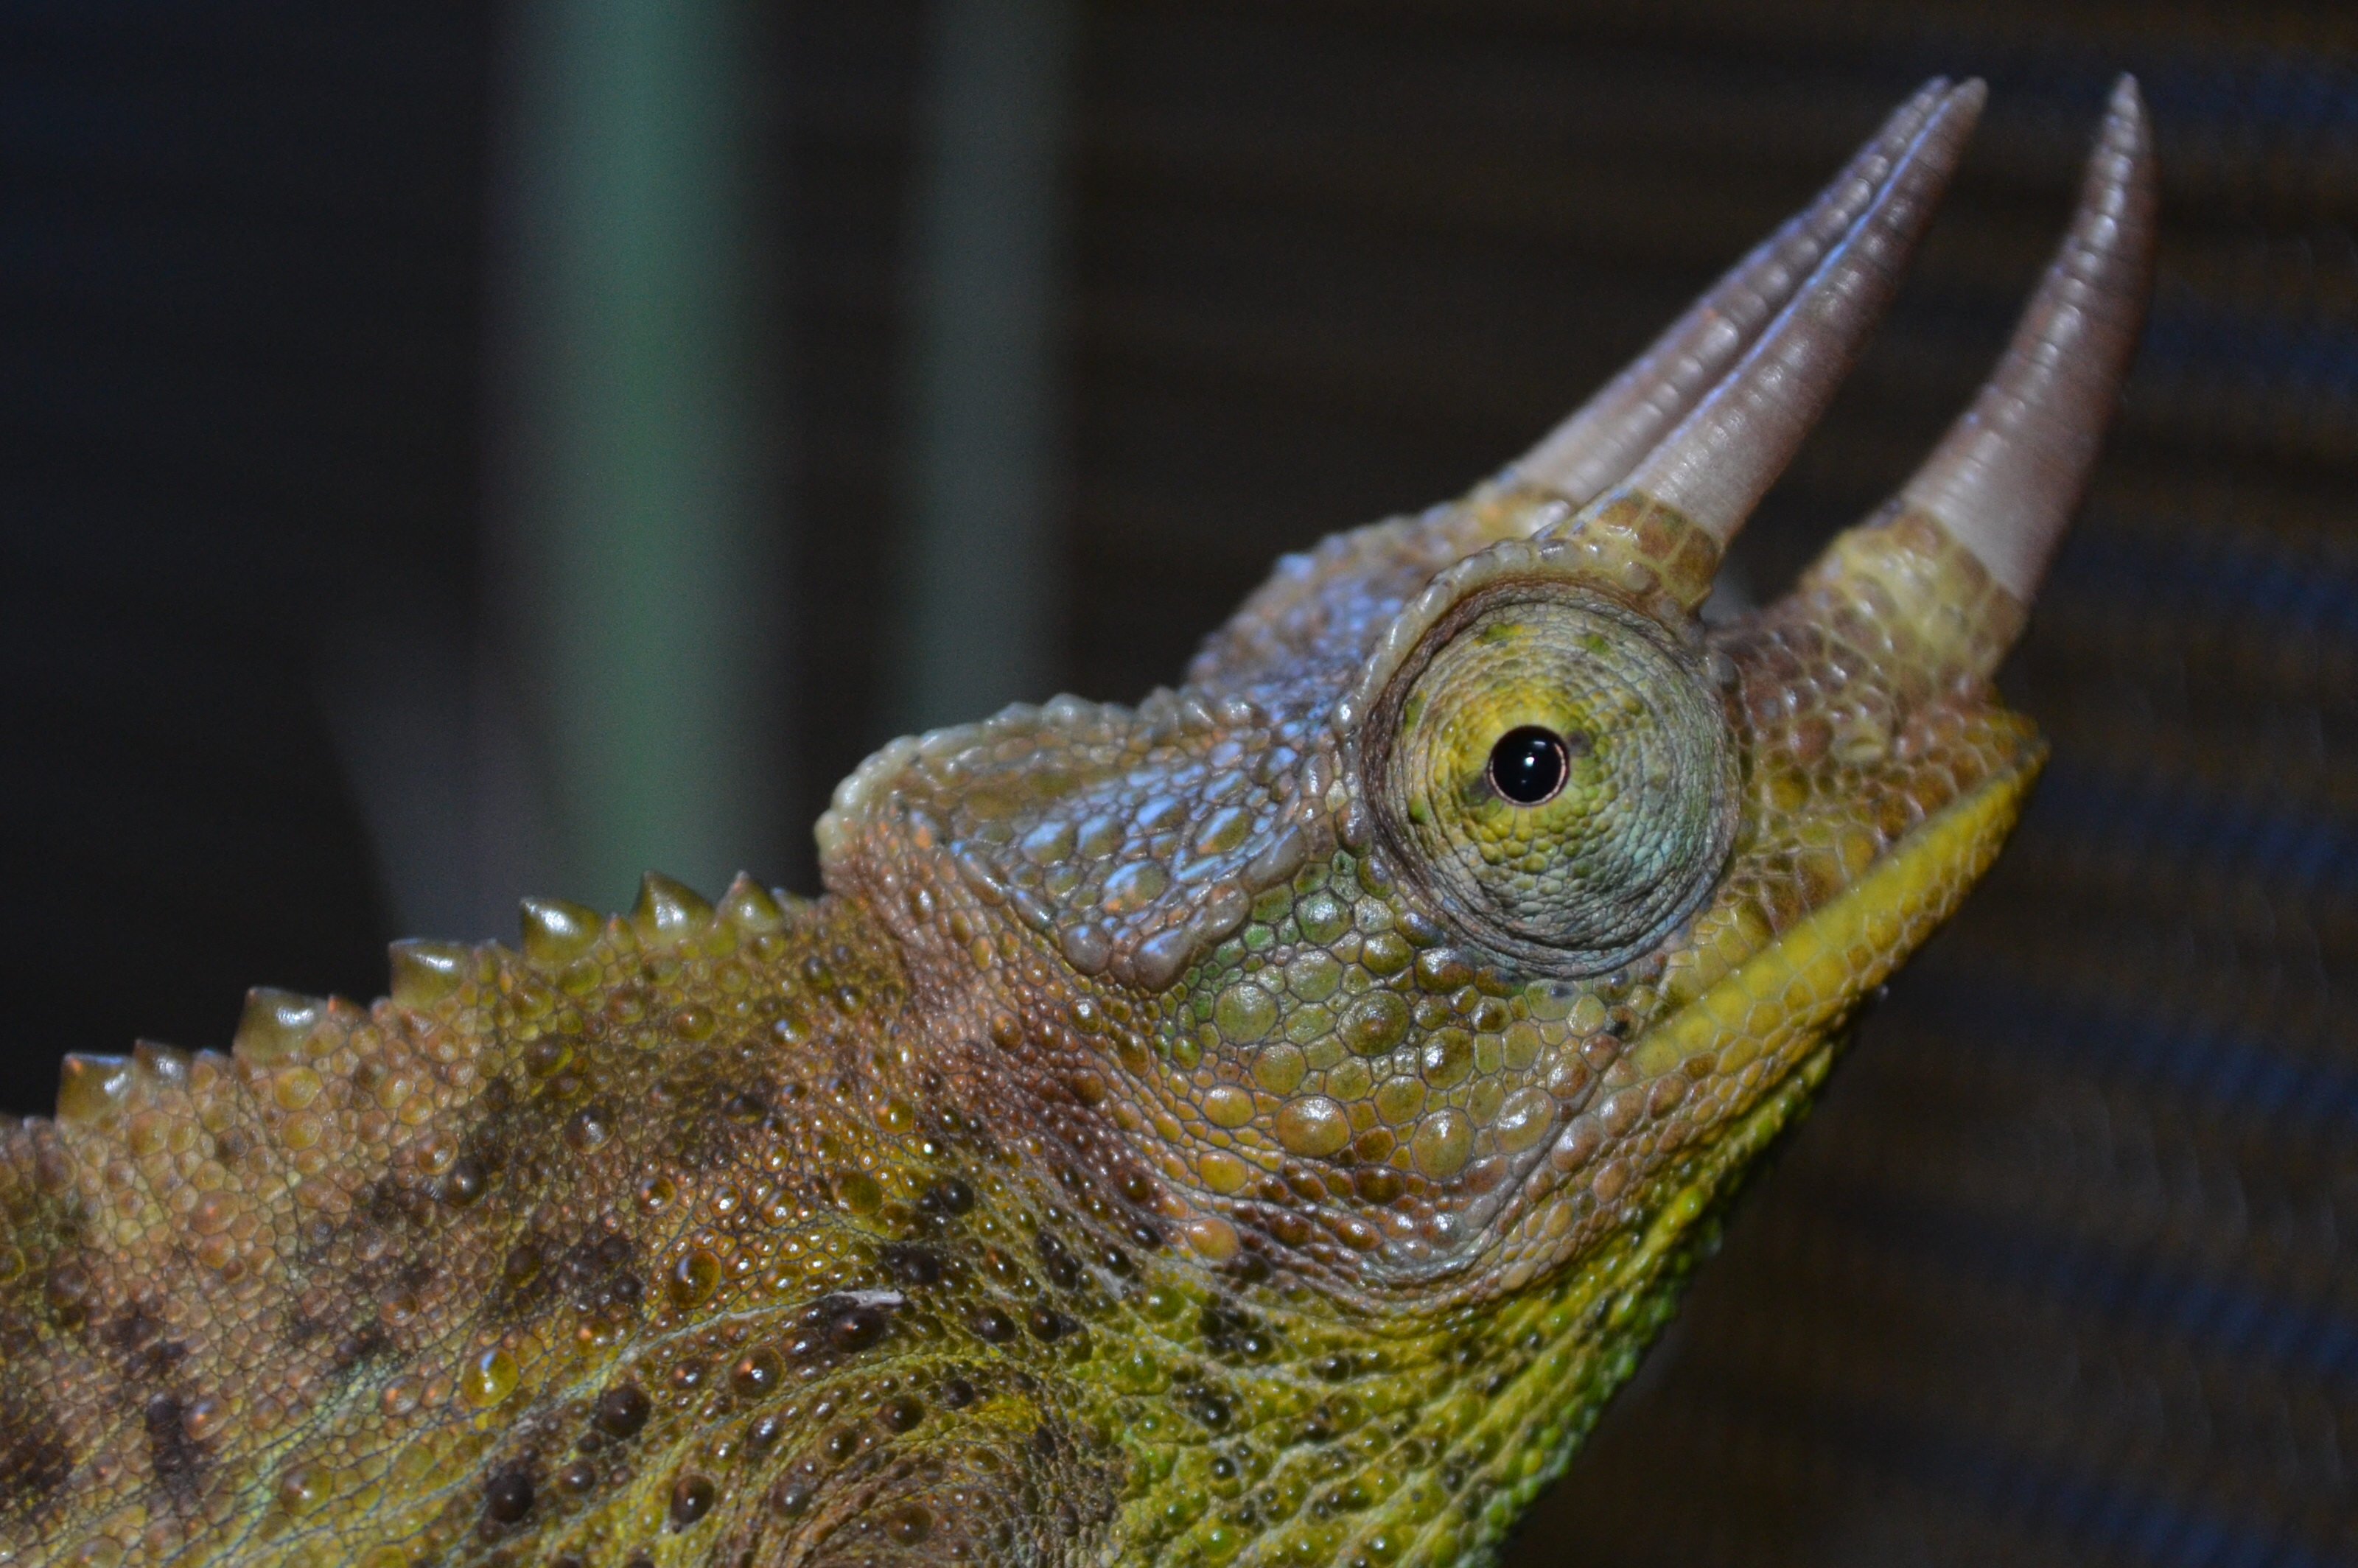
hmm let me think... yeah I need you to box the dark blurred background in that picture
[1,1,2351,1563]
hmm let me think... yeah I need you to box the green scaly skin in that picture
[5,51,2172,1558]
[0,471,2045,1567]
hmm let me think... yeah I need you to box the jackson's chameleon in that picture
[0,77,2156,1568]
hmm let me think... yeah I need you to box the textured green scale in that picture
[0,75,2155,1567]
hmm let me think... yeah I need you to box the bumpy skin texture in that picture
[0,472,2043,1567]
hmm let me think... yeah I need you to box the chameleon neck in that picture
[3,878,1823,1568]
[1090,1046,1833,1568]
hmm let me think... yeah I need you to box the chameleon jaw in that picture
[1465,738,2046,1301]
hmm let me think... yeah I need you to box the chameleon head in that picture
[822,77,2155,1306]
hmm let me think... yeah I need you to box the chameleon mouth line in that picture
[1382,744,2043,1304]
[1631,743,2045,1085]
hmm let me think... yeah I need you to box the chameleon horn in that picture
[1511,76,1952,507]
[1788,78,2158,685]
[1609,79,1986,555]
[1895,74,2158,612]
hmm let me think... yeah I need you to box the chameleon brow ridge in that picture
[1511,76,1951,509]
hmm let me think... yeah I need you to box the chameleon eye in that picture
[1486,725,1577,805]
[1373,585,1734,974]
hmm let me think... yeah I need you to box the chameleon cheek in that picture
[1147,855,1609,1269]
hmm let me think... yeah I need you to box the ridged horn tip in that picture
[1899,73,2158,603]
[1511,77,1954,510]
[1623,79,1987,546]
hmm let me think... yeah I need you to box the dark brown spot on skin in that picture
[106,1303,186,1381]
[730,1348,780,1398]
[923,1177,975,1215]
[888,1505,934,1545]
[43,1261,90,1330]
[880,1242,942,1288]
[441,1156,487,1206]
[878,1395,924,1432]
[1182,1385,1232,1430]
[491,1228,643,1323]
[364,1177,429,1231]
[503,1242,542,1291]
[596,1383,650,1438]
[1036,1233,1082,1291]
[330,1325,390,1373]
[828,1303,886,1353]
[139,1392,204,1508]
[557,1461,598,1495]
[483,1466,534,1523]
[0,1382,73,1520]
[970,1306,1016,1343]
[939,1378,976,1409]
[1198,1301,1274,1360]
[670,1474,715,1527]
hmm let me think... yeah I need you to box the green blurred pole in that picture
[494,0,783,910]
[892,0,1078,735]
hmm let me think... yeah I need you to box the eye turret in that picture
[1368,583,1734,976]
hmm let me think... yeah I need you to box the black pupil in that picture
[1488,726,1569,806]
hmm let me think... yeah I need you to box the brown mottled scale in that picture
[0,78,2153,1568]
[0,501,2032,1568]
